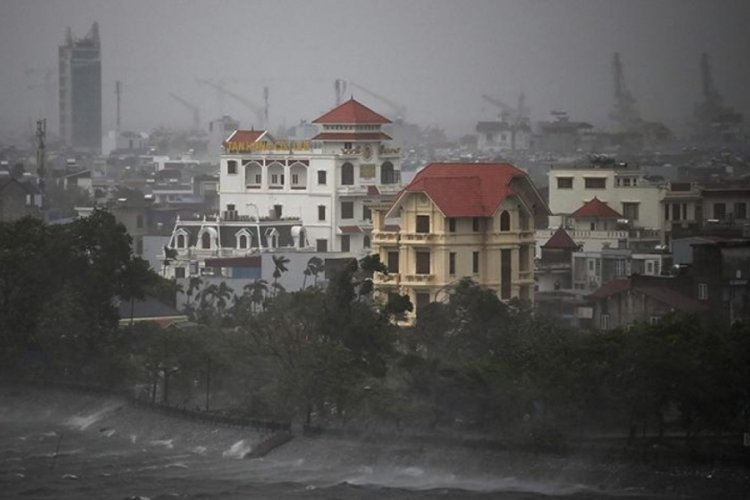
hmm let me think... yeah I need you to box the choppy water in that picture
[0,388,747,499]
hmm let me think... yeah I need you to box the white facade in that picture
[218,101,402,255]
[547,164,665,230]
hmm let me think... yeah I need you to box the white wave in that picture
[222,439,252,459]
[65,403,121,430]
[100,429,116,438]
[149,439,174,449]
[62,473,80,480]
[191,446,207,455]
[130,434,137,444]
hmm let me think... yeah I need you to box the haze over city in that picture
[1,0,749,142]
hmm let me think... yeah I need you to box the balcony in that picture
[401,273,434,284]
[373,271,400,285]
[402,232,434,243]
[337,185,368,196]
[379,146,401,158]
[372,230,399,244]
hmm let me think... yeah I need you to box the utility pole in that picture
[35,119,46,210]
[263,86,269,130]
[115,80,122,131]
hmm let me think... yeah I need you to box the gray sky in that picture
[1,0,748,142]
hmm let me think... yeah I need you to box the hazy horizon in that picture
[1,0,748,143]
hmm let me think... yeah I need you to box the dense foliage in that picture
[3,215,749,445]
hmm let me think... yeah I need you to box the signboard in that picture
[576,306,593,319]
[225,140,311,153]
[360,164,376,179]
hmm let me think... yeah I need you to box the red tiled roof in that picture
[367,185,380,196]
[311,132,392,141]
[542,227,580,250]
[339,225,362,234]
[589,278,631,299]
[571,197,622,218]
[395,163,528,217]
[223,130,267,145]
[588,278,708,313]
[313,98,391,124]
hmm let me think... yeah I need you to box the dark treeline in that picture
[2,214,750,452]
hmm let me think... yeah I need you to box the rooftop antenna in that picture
[35,119,46,209]
[115,80,122,131]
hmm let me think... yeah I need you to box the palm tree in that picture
[214,281,234,313]
[302,256,324,288]
[244,279,268,313]
[271,255,290,294]
[186,277,203,306]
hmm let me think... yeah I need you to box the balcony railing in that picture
[401,273,434,284]
[373,271,400,285]
[372,231,399,243]
[379,146,401,157]
[337,185,368,195]
[402,233,434,242]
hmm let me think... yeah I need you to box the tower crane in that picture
[609,52,641,132]
[345,81,406,121]
[196,79,267,129]
[481,93,529,124]
[169,92,201,131]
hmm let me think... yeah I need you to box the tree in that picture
[244,279,268,313]
[271,255,290,292]
[302,256,324,288]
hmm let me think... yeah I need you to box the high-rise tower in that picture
[59,22,101,151]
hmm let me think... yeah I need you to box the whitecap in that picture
[149,439,174,449]
[222,439,251,459]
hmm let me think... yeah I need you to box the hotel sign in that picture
[225,140,311,153]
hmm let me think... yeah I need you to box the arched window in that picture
[363,235,371,249]
[239,234,247,248]
[176,233,186,248]
[500,210,511,231]
[265,228,279,249]
[341,162,354,185]
[380,161,395,184]
[268,162,284,189]
[244,161,262,188]
[290,162,307,189]
[201,232,211,249]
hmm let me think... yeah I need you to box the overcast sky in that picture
[1,0,748,142]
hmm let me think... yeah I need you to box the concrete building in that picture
[0,178,42,222]
[59,23,101,152]
[219,98,402,255]
[371,162,549,322]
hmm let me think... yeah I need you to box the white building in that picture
[219,98,402,255]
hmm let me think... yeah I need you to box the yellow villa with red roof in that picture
[372,162,549,321]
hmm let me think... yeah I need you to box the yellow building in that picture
[372,163,549,321]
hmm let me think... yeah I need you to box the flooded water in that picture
[1,387,747,499]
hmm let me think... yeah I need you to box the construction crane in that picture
[609,52,641,132]
[196,79,267,129]
[169,92,201,131]
[334,79,348,106]
[345,81,406,121]
[481,93,530,124]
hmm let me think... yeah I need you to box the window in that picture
[557,177,573,189]
[274,205,282,218]
[341,201,354,219]
[584,177,606,189]
[416,215,430,233]
[341,162,354,185]
[341,235,350,252]
[650,316,660,326]
[622,202,639,222]
[472,217,480,232]
[201,232,211,249]
[318,205,326,221]
[448,218,456,233]
[176,233,187,248]
[646,261,654,274]
[714,203,726,220]
[499,211,510,231]
[255,174,262,184]
[292,173,299,185]
[416,251,431,274]
[318,170,327,185]
[735,202,747,220]
[362,205,371,221]
[672,202,681,221]
[387,251,399,273]
[449,252,456,275]
[227,160,237,174]
[237,234,249,249]
[363,235,371,249]
[316,239,328,252]
[381,161,395,184]
[175,267,185,279]
[600,314,610,331]
[698,283,708,300]
[136,214,144,229]
[473,251,479,274]
[136,238,143,255]
[270,173,284,186]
